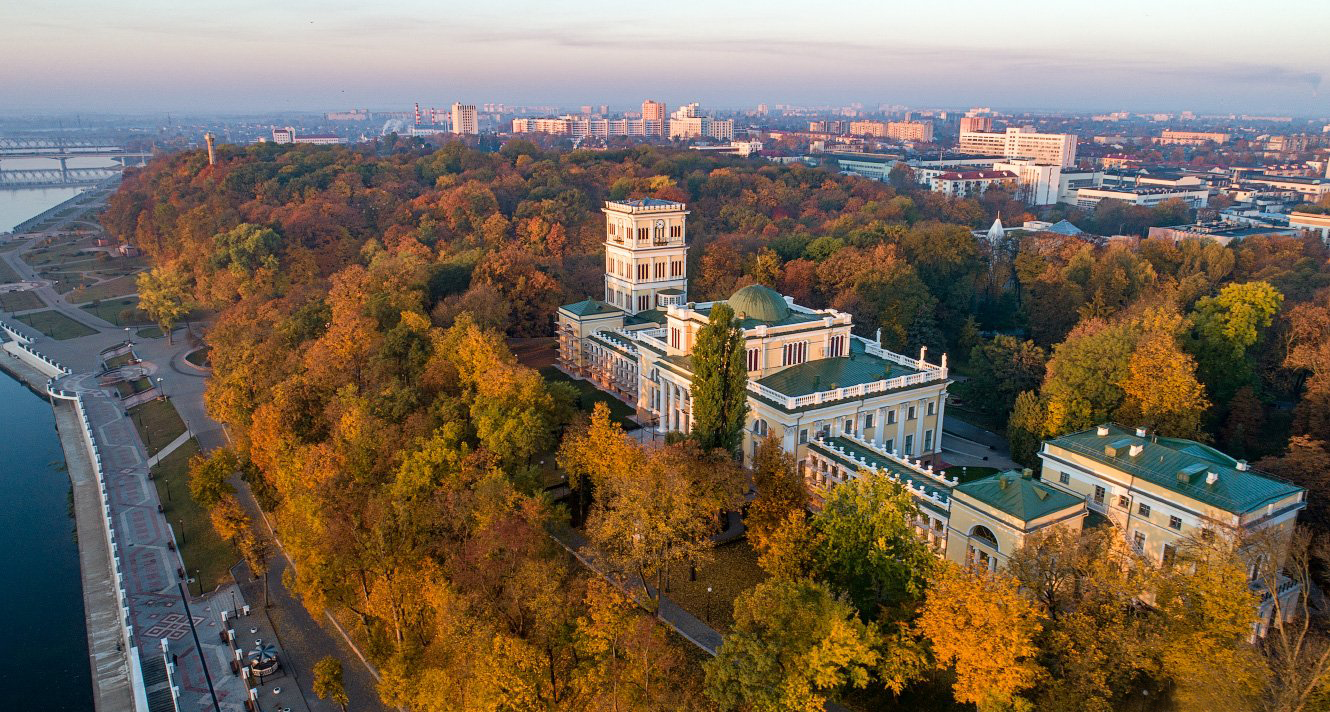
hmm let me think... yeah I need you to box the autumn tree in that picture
[188,447,238,509]
[917,561,1045,712]
[137,264,191,343]
[313,655,349,711]
[1008,391,1048,467]
[746,435,807,553]
[691,302,749,454]
[1118,310,1210,438]
[1189,281,1283,405]
[964,334,1047,419]
[705,578,880,711]
[1257,436,1330,533]
[810,472,935,619]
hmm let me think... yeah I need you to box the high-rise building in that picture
[668,103,733,141]
[642,100,667,137]
[958,127,1078,167]
[1156,130,1230,146]
[959,116,993,133]
[451,103,478,135]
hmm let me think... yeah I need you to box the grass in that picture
[660,539,767,633]
[184,346,210,368]
[14,309,97,339]
[128,397,187,456]
[114,377,153,399]
[0,290,44,312]
[136,326,165,340]
[80,296,150,326]
[104,351,135,370]
[68,274,140,303]
[0,259,20,283]
[540,366,639,429]
[150,439,238,592]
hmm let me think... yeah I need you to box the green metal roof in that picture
[561,298,622,317]
[727,284,791,323]
[696,301,823,329]
[625,309,667,326]
[756,338,918,398]
[955,471,1084,524]
[810,436,953,516]
[1045,424,1305,515]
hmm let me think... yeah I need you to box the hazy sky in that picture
[5,0,1329,115]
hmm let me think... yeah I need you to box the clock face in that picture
[655,219,665,228]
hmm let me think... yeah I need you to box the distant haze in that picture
[5,0,1329,115]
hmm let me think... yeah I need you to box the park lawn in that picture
[540,366,639,430]
[37,270,96,294]
[69,274,140,303]
[660,539,767,634]
[81,296,151,326]
[129,397,187,456]
[151,439,238,592]
[0,259,21,283]
[184,346,210,367]
[114,377,153,399]
[14,309,97,339]
[0,290,44,312]
[136,325,165,340]
[104,352,135,370]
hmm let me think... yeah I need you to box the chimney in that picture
[1206,471,1219,486]
[1129,444,1143,457]
[1021,468,1034,479]
[1236,460,1248,471]
[1135,426,1147,437]
[1096,425,1109,436]
[204,132,216,166]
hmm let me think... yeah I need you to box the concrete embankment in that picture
[0,356,138,712]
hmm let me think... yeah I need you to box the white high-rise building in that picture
[959,127,1078,167]
[668,103,734,141]
[451,103,478,135]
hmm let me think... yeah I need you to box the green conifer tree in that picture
[691,302,749,455]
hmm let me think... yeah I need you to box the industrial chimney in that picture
[204,132,216,166]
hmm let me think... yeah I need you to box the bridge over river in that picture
[0,138,153,188]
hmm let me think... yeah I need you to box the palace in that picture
[555,198,1307,634]
[557,198,950,466]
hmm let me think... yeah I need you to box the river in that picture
[0,157,117,232]
[0,374,94,710]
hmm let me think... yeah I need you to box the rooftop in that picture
[756,338,919,398]
[955,470,1084,524]
[937,170,1017,180]
[561,298,622,317]
[1045,424,1305,515]
[810,436,952,516]
[604,198,687,212]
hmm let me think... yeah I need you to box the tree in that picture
[746,435,807,553]
[1190,281,1283,404]
[1008,391,1047,467]
[1257,436,1330,533]
[691,302,749,454]
[964,335,1047,418]
[187,447,238,509]
[705,578,880,711]
[1119,315,1210,438]
[1039,317,1139,435]
[810,473,935,619]
[916,561,1045,712]
[137,264,191,343]
[209,495,250,543]
[313,655,349,711]
[239,529,274,609]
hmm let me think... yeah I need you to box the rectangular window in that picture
[1138,503,1151,517]
[924,429,934,451]
[864,413,874,429]
[746,348,759,372]
[654,261,665,279]
[904,434,914,455]
[638,227,649,241]
[844,418,854,434]
[1169,515,1182,531]
[1162,543,1177,566]
[907,405,917,420]
[671,259,683,277]
[1093,485,1106,505]
[799,429,808,444]
[927,400,936,416]
[1133,531,1146,553]
[1059,471,1070,485]
[637,263,649,280]
[885,438,894,453]
[637,295,649,312]
[887,410,897,425]
[670,327,680,349]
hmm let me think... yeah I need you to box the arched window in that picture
[969,525,998,549]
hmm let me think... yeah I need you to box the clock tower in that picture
[601,199,690,315]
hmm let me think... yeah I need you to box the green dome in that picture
[727,284,791,323]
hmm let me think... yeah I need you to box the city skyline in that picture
[6,0,1330,115]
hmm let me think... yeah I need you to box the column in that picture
[894,405,905,454]
[684,388,692,433]
[873,407,886,447]
[914,398,925,458]
[934,394,946,454]
[659,381,671,433]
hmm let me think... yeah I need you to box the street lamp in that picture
[157,376,166,400]
[194,568,201,597]
[178,519,185,546]
[705,586,714,626]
